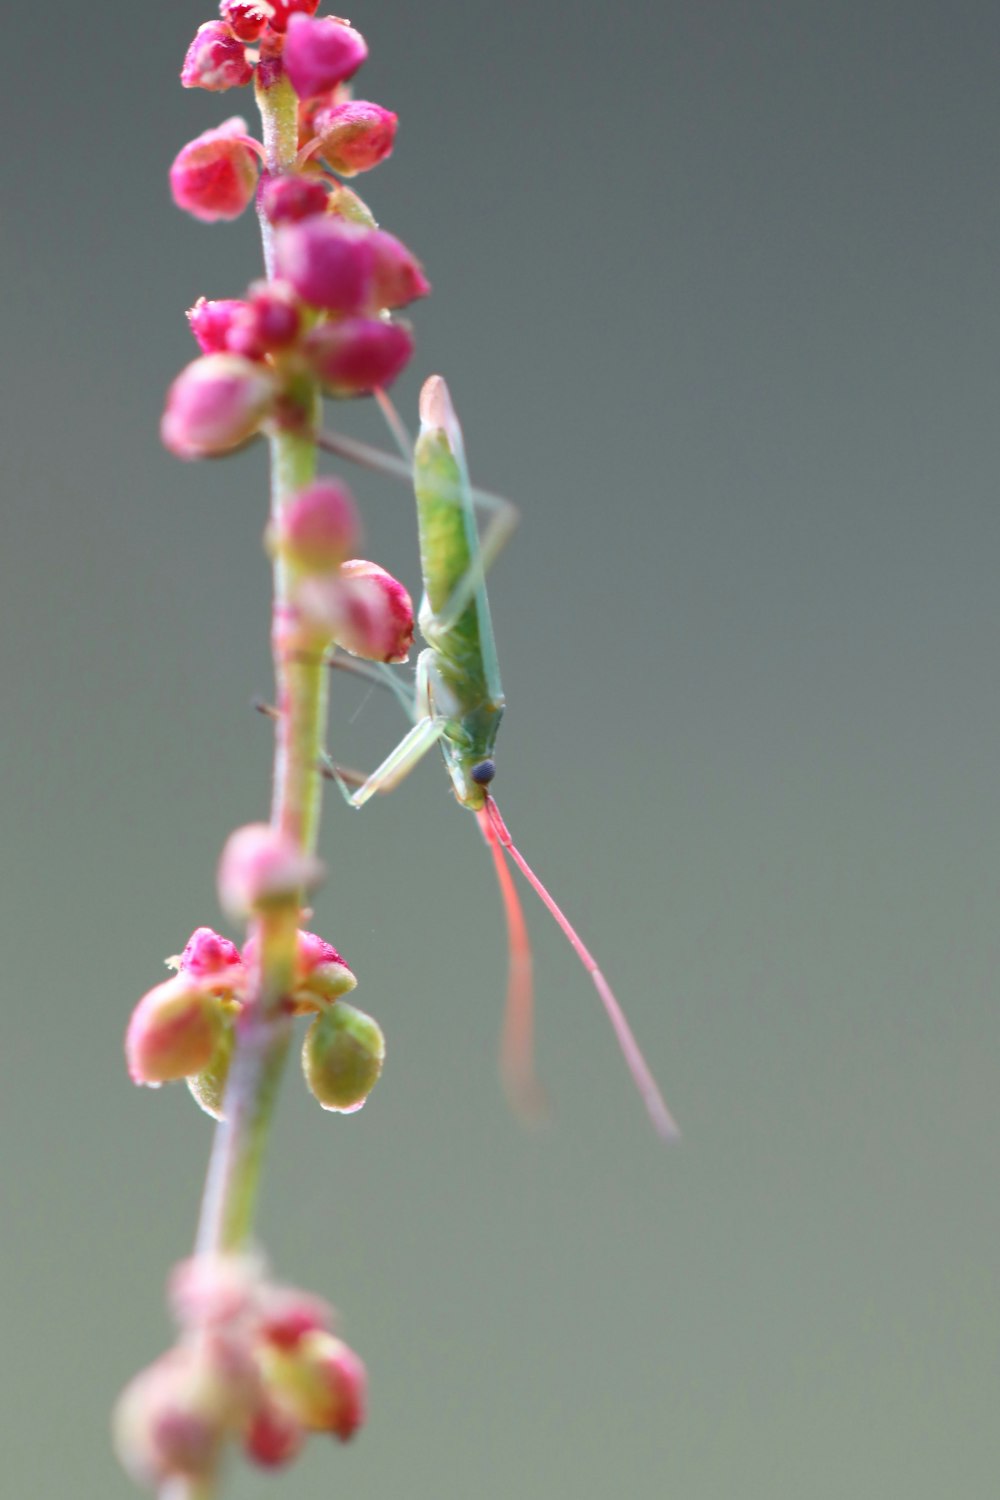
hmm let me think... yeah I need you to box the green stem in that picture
[191,53,325,1263]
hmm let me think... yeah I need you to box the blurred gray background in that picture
[2,1,998,1495]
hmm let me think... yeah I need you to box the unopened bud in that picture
[274,218,374,314]
[297,560,414,663]
[181,21,254,92]
[302,1002,384,1114]
[227,281,301,359]
[260,1331,366,1441]
[244,1396,306,1469]
[284,14,368,98]
[265,0,321,35]
[161,353,277,460]
[178,927,245,994]
[268,479,361,572]
[217,823,325,919]
[219,2,269,43]
[295,930,357,1006]
[187,297,248,354]
[126,977,222,1086]
[303,316,414,397]
[369,229,431,310]
[313,100,397,176]
[169,118,260,222]
[260,173,329,226]
[326,183,379,228]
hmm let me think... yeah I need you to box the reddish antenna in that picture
[477,796,680,1142]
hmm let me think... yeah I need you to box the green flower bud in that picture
[186,1019,236,1120]
[302,1003,384,1113]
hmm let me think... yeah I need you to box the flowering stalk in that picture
[117,7,424,1492]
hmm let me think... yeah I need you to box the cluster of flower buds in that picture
[165,7,426,446]
[125,827,385,1116]
[114,1252,366,1486]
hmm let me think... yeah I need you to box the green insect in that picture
[319,378,678,1140]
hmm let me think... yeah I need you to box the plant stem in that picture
[191,53,325,1264]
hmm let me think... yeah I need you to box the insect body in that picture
[324,378,679,1140]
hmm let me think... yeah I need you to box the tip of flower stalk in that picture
[217,823,325,920]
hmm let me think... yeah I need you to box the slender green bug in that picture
[319,378,678,1140]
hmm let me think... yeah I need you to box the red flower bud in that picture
[269,478,362,572]
[265,0,320,35]
[256,1284,335,1349]
[369,229,431,310]
[313,100,397,176]
[179,926,244,989]
[260,173,329,225]
[284,15,368,98]
[217,823,325,919]
[186,297,248,354]
[181,21,254,91]
[125,977,222,1086]
[219,1,269,43]
[227,281,301,359]
[302,1002,385,1114]
[161,353,277,460]
[244,1397,306,1468]
[297,559,414,663]
[170,118,260,222]
[274,217,374,313]
[303,316,414,397]
[260,1331,366,1441]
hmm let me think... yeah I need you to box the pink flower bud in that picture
[313,100,397,176]
[256,1285,335,1349]
[187,297,248,354]
[219,1,269,43]
[217,823,325,919]
[161,353,277,460]
[302,1002,385,1114]
[125,977,222,1085]
[114,1340,259,1487]
[261,1332,366,1440]
[284,15,368,98]
[181,21,254,91]
[295,929,358,1004]
[169,1253,262,1330]
[170,118,260,222]
[297,559,414,663]
[227,281,301,359]
[244,1397,306,1468]
[303,317,414,397]
[274,218,374,314]
[260,173,329,225]
[270,478,361,571]
[179,926,244,989]
[369,229,431,310]
[265,0,320,35]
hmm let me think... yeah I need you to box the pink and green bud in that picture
[244,1397,306,1469]
[186,1018,236,1120]
[219,1,269,43]
[161,353,277,460]
[125,977,222,1086]
[187,297,248,354]
[274,218,374,313]
[326,182,379,229]
[302,1002,385,1113]
[260,173,329,225]
[260,1331,366,1441]
[217,823,325,919]
[169,118,260,222]
[369,229,431,310]
[114,1340,259,1487]
[179,926,244,992]
[269,478,361,572]
[283,15,368,98]
[256,1284,335,1349]
[181,21,254,92]
[303,316,414,397]
[297,559,415,663]
[313,100,398,176]
[265,0,321,35]
[294,929,358,1005]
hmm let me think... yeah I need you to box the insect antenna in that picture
[478,796,680,1142]
[478,805,548,1124]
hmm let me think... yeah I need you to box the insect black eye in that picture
[471,759,496,786]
